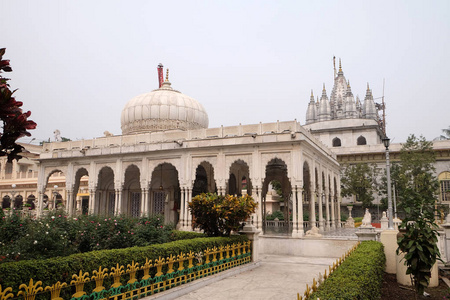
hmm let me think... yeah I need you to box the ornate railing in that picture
[0,241,251,300]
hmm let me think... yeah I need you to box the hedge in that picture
[0,235,248,298]
[309,241,385,300]
[169,230,206,241]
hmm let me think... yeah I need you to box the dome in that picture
[121,80,209,135]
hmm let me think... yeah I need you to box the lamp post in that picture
[382,137,394,230]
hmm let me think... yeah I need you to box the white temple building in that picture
[1,59,449,236]
[32,69,342,237]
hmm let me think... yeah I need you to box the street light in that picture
[382,137,394,230]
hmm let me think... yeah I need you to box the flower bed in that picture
[0,209,203,262]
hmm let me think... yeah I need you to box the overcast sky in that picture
[2,0,449,144]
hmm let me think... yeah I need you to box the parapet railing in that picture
[0,241,251,300]
[297,241,360,300]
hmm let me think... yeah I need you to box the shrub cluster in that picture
[0,235,248,299]
[0,209,189,262]
[189,193,257,236]
[309,241,385,300]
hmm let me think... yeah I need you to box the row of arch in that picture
[1,194,63,210]
[332,136,367,147]
[37,157,341,236]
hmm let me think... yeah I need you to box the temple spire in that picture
[165,69,169,82]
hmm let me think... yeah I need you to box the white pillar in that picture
[337,196,341,228]
[298,188,304,237]
[89,188,96,215]
[37,190,44,218]
[187,187,192,230]
[67,190,74,216]
[318,192,324,231]
[178,187,185,229]
[310,189,316,228]
[291,186,298,238]
[140,188,147,217]
[325,192,330,230]
[255,186,262,230]
[331,194,336,229]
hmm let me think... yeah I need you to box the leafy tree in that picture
[340,163,379,208]
[395,135,440,297]
[0,48,36,162]
[441,126,450,140]
[188,193,257,236]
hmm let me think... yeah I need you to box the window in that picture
[332,137,341,147]
[439,172,450,202]
[357,136,367,145]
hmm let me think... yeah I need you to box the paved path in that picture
[175,254,339,300]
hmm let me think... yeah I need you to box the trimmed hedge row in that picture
[0,235,248,297]
[169,230,206,241]
[309,241,386,300]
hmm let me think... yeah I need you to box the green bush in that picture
[266,210,284,220]
[0,235,248,299]
[353,217,363,223]
[189,193,257,236]
[0,212,179,262]
[169,230,206,241]
[309,241,385,300]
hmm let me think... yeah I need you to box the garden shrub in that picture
[309,241,385,300]
[266,210,284,220]
[0,212,184,262]
[0,235,248,299]
[169,230,206,241]
[189,193,257,236]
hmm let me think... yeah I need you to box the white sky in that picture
[2,0,449,144]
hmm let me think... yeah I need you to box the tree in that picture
[340,163,379,208]
[188,193,257,236]
[395,135,440,297]
[0,48,36,162]
[441,126,450,140]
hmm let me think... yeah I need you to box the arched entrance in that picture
[150,163,180,224]
[2,195,10,209]
[303,162,313,229]
[123,165,141,217]
[227,160,252,196]
[96,167,114,216]
[262,158,291,235]
[193,161,216,197]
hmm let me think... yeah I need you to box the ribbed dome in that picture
[121,81,209,135]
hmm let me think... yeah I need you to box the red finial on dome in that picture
[157,63,164,88]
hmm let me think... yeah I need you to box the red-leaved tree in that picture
[0,48,36,162]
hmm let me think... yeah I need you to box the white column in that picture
[187,187,193,230]
[298,188,304,237]
[337,195,341,228]
[331,194,336,229]
[310,189,316,228]
[318,192,324,231]
[179,187,185,229]
[256,186,262,230]
[37,190,44,218]
[140,188,147,217]
[291,186,298,238]
[89,188,96,215]
[67,190,74,216]
[325,192,330,230]
[114,189,122,215]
